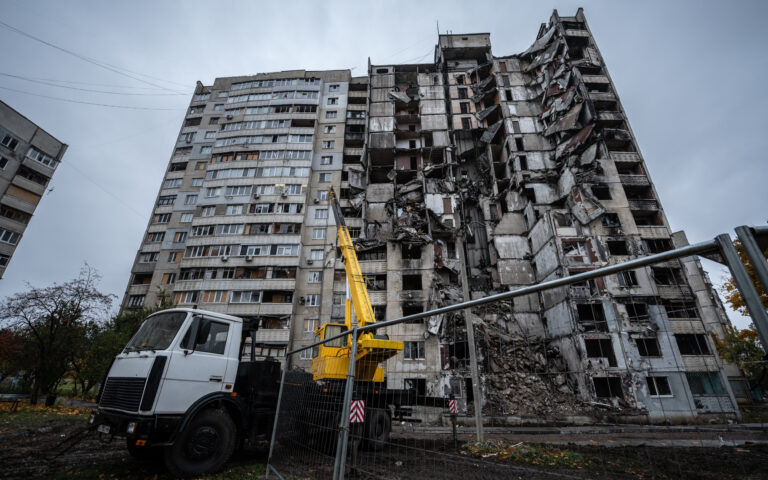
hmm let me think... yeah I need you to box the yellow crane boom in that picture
[310,188,403,381]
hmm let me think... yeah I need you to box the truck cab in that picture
[91,308,279,476]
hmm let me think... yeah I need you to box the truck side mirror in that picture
[195,318,212,347]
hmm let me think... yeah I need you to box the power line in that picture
[0,74,182,90]
[0,20,188,93]
[0,72,187,96]
[0,85,186,111]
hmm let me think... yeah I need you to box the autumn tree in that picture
[719,239,768,316]
[0,266,114,404]
[0,329,27,384]
[712,325,767,392]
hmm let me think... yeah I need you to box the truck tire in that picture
[364,408,390,451]
[126,438,162,463]
[164,408,236,477]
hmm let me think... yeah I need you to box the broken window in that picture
[644,238,673,254]
[591,185,611,200]
[577,303,608,332]
[358,245,386,261]
[523,187,537,204]
[675,334,710,355]
[460,102,470,114]
[404,378,426,396]
[554,212,572,227]
[652,267,684,285]
[636,338,661,357]
[623,302,648,321]
[592,377,623,398]
[647,376,672,396]
[585,338,617,367]
[461,117,471,130]
[514,137,524,151]
[562,240,587,262]
[663,300,699,319]
[518,155,528,170]
[402,274,422,290]
[686,372,723,395]
[456,75,465,85]
[373,305,386,322]
[403,342,425,360]
[458,87,468,99]
[633,211,664,226]
[616,270,638,287]
[401,244,422,260]
[601,213,621,228]
[606,240,628,255]
[511,120,521,134]
[402,303,424,321]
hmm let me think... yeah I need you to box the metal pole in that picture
[333,327,359,480]
[456,234,484,442]
[735,225,768,299]
[266,367,288,479]
[715,234,768,351]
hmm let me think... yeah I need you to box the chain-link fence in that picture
[266,226,768,479]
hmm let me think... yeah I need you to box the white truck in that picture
[90,308,280,476]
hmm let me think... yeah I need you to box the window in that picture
[644,238,673,253]
[321,155,332,165]
[304,318,319,333]
[200,145,213,154]
[202,290,228,304]
[319,173,331,183]
[312,228,326,240]
[323,126,336,134]
[184,194,198,205]
[584,338,617,366]
[636,338,661,357]
[461,117,471,130]
[329,84,339,92]
[402,274,422,290]
[191,178,203,187]
[188,320,229,355]
[326,111,337,119]
[0,157,7,170]
[686,372,723,395]
[514,137,524,151]
[308,271,322,283]
[624,302,648,321]
[310,249,324,260]
[169,162,187,172]
[180,132,195,143]
[209,117,220,125]
[162,273,176,284]
[458,88,468,99]
[147,232,165,243]
[403,341,425,360]
[225,205,243,215]
[225,185,252,196]
[315,208,328,219]
[576,304,607,332]
[1,134,19,151]
[0,228,20,245]
[327,97,338,105]
[168,251,180,262]
[206,187,221,198]
[305,294,320,306]
[602,213,621,228]
[140,252,158,263]
[675,334,711,355]
[322,140,335,149]
[404,378,426,396]
[592,185,611,200]
[647,376,672,396]
[205,131,216,139]
[616,270,638,287]
[201,206,215,217]
[154,213,171,224]
[316,190,329,200]
[606,240,628,255]
[460,102,469,114]
[592,377,623,398]
[126,295,145,308]
[163,178,182,189]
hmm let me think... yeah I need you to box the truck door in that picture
[154,316,234,414]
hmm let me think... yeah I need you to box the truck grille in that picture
[99,377,147,412]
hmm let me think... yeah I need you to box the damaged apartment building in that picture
[122,8,743,424]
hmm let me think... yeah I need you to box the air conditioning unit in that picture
[226,114,233,119]
[246,255,253,262]
[281,192,288,198]
[307,259,314,265]
[222,255,229,262]
[254,194,260,199]
[313,198,319,204]
[299,296,306,305]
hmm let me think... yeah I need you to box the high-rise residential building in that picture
[122,9,743,422]
[0,101,66,278]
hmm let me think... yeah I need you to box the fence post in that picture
[333,327,359,480]
[716,233,768,350]
[265,367,288,479]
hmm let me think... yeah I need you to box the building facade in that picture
[0,101,66,278]
[122,9,743,422]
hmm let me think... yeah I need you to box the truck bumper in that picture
[90,409,182,446]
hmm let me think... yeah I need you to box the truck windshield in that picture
[125,311,188,352]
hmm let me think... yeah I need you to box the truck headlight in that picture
[126,422,137,434]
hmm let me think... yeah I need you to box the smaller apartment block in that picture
[0,101,66,278]
[122,9,744,424]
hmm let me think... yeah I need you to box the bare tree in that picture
[0,265,114,404]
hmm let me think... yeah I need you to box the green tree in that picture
[0,329,27,384]
[0,266,114,404]
[712,325,768,392]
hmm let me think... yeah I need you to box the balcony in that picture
[227,303,293,316]
[253,328,289,344]
[597,111,623,122]
[609,152,641,163]
[368,291,387,305]
[656,284,693,298]
[588,91,616,102]
[359,260,387,274]
[628,199,659,211]
[619,174,650,186]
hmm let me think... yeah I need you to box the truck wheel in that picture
[364,408,390,451]
[126,438,162,463]
[164,409,236,477]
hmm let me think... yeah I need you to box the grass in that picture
[0,403,90,433]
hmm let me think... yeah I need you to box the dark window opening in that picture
[403,303,424,322]
[606,240,628,255]
[585,338,617,367]
[518,155,528,170]
[593,377,623,398]
[616,270,638,287]
[636,338,661,357]
[686,372,723,395]
[514,137,524,151]
[624,303,648,321]
[644,238,673,253]
[461,117,471,130]
[652,267,684,286]
[663,300,699,319]
[373,305,386,322]
[401,244,422,260]
[675,334,710,355]
[591,185,611,200]
[647,376,672,396]
[633,211,664,226]
[404,378,426,396]
[577,304,608,332]
[402,274,422,290]
[601,213,621,228]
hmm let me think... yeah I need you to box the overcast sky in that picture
[0,0,764,328]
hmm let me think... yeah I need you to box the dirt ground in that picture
[3,409,768,480]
